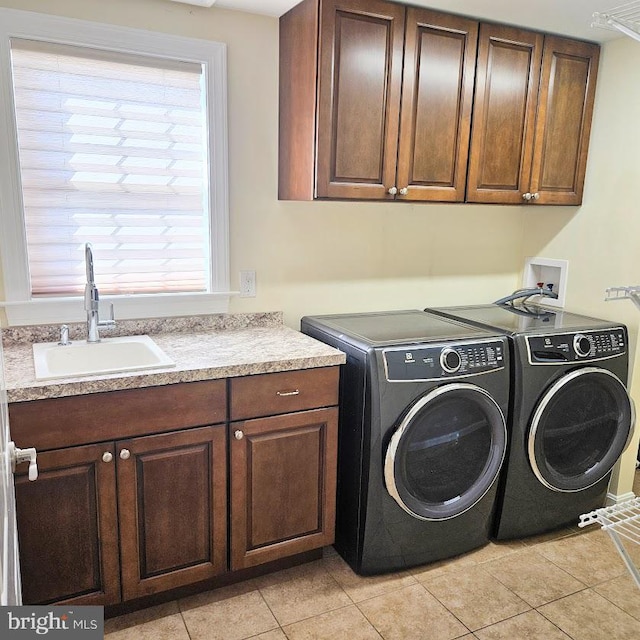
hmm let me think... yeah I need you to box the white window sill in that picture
[1,292,235,326]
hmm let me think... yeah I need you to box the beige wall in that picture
[0,1,637,493]
[520,36,640,496]
[0,0,524,330]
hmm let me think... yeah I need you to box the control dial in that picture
[573,334,592,358]
[440,348,462,374]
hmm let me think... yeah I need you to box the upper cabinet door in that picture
[529,36,600,205]
[467,24,544,204]
[396,9,478,202]
[316,0,406,199]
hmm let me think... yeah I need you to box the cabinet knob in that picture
[102,452,113,463]
[399,187,408,196]
[234,430,244,440]
[531,192,540,200]
[522,192,532,201]
[387,186,398,195]
[120,449,131,460]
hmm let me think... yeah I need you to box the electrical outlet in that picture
[239,270,256,297]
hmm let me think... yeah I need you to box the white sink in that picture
[32,335,176,380]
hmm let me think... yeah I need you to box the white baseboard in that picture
[606,491,636,505]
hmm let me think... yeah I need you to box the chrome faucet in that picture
[84,243,115,343]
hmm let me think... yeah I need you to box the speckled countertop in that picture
[1,312,346,403]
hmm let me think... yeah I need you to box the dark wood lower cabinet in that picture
[11,371,340,608]
[230,408,338,570]
[117,427,227,600]
[15,443,121,605]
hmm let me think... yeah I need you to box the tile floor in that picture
[106,472,640,640]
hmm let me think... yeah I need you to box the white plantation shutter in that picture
[9,38,210,297]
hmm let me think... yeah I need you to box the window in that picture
[0,9,229,325]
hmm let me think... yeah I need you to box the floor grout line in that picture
[178,608,194,640]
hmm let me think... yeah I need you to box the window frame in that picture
[0,7,230,326]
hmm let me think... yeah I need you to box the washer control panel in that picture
[526,328,626,364]
[383,340,505,381]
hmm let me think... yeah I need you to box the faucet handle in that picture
[98,301,116,329]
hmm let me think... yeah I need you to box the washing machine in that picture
[426,304,635,540]
[300,310,510,575]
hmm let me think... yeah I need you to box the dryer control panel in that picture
[526,328,626,364]
[383,340,505,381]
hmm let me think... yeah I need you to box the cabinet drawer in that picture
[230,367,339,421]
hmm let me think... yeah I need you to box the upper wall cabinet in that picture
[279,0,478,201]
[279,0,600,205]
[530,36,600,205]
[467,25,600,205]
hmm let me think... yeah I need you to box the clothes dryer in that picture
[301,310,509,574]
[426,304,635,540]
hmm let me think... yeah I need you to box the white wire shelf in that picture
[580,497,640,589]
[593,2,640,42]
[605,286,640,310]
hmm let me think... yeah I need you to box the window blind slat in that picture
[10,38,209,297]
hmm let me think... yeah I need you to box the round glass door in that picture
[384,383,507,521]
[528,367,634,493]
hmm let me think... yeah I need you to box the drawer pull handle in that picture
[276,389,300,397]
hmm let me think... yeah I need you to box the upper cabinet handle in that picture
[276,389,300,397]
[387,186,398,195]
[531,192,540,200]
[399,187,408,196]
[522,192,532,201]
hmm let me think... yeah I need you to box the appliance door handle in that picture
[8,442,38,481]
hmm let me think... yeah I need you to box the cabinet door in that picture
[117,426,227,600]
[15,443,120,605]
[230,408,338,570]
[529,36,600,205]
[396,8,478,202]
[467,24,544,203]
[316,0,405,199]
